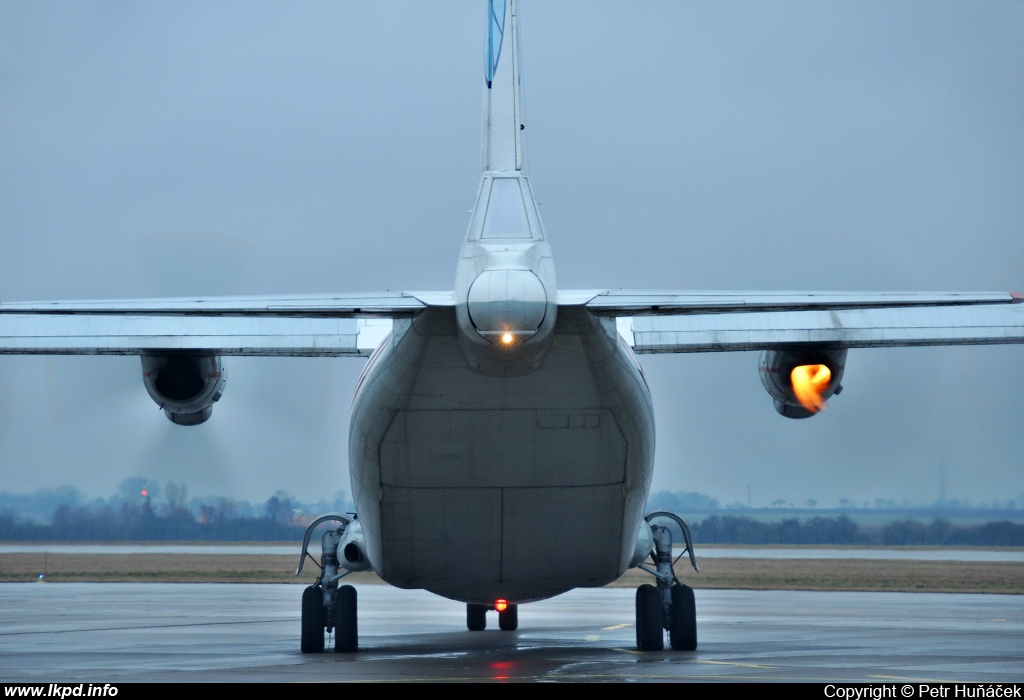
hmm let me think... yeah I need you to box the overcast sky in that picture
[1,1,1023,508]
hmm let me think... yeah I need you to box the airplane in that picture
[2,1,1024,653]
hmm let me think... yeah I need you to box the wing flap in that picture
[619,304,1024,353]
[0,315,395,357]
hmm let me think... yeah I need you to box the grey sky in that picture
[1,1,1022,507]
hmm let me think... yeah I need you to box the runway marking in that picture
[869,675,965,683]
[332,674,813,682]
[0,618,287,636]
[584,635,601,642]
[697,660,775,669]
[601,623,632,631]
[612,650,776,669]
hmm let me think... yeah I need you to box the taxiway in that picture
[1,583,1021,682]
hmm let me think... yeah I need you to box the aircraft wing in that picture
[563,289,1024,353]
[0,291,452,357]
[5,288,1023,356]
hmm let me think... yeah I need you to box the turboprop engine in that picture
[759,348,846,419]
[141,354,226,426]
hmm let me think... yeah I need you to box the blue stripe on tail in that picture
[487,0,506,88]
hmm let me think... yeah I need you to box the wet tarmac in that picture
[1,583,1021,682]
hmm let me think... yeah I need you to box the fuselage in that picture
[349,304,655,604]
[347,0,654,605]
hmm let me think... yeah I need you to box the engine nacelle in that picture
[338,520,372,572]
[141,354,226,426]
[759,348,846,419]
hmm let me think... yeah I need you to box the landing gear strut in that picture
[297,514,359,653]
[633,511,699,651]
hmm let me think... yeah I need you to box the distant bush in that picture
[0,503,304,541]
[688,515,1024,546]
[1,486,1021,545]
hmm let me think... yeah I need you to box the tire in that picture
[334,584,358,652]
[669,583,697,651]
[498,604,518,631]
[635,584,664,651]
[467,603,487,631]
[301,584,325,653]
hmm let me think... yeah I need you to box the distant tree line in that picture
[4,508,1020,545]
[0,478,352,542]
[689,516,1024,546]
[2,483,1022,545]
[0,503,306,541]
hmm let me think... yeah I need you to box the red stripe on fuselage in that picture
[352,332,391,409]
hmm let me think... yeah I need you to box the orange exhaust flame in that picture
[790,364,831,413]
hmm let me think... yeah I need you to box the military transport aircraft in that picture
[2,0,1023,653]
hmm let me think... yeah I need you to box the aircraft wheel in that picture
[301,584,325,653]
[669,583,697,651]
[498,604,518,631]
[467,603,487,631]
[635,584,664,651]
[334,584,358,652]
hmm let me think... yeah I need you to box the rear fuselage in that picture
[346,0,655,605]
[349,305,654,604]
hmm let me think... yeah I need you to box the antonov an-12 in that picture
[2,0,1023,652]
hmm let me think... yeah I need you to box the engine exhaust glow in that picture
[790,364,831,413]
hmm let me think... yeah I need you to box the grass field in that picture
[2,549,1021,593]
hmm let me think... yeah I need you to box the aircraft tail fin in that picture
[482,0,524,172]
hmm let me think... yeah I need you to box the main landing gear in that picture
[633,511,699,651]
[297,514,360,653]
[466,599,518,631]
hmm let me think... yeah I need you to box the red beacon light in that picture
[494,599,508,612]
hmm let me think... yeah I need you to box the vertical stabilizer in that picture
[482,0,524,172]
